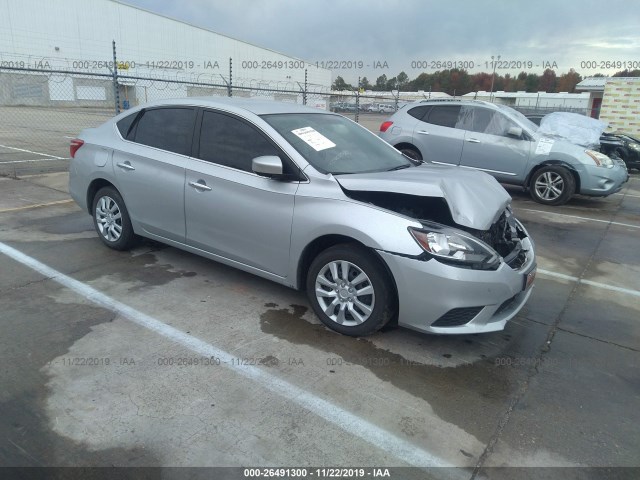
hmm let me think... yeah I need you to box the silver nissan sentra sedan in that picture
[69,97,536,336]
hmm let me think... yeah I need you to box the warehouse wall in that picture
[0,0,331,88]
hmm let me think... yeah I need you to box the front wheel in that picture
[306,244,396,336]
[529,166,575,206]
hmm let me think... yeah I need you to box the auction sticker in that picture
[535,138,554,155]
[291,127,336,151]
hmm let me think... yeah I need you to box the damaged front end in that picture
[342,189,532,271]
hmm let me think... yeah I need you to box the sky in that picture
[122,0,640,84]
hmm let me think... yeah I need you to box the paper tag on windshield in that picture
[291,127,336,151]
[535,138,554,155]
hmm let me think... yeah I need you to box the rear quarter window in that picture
[407,106,431,120]
[116,112,139,139]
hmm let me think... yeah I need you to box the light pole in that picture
[489,55,501,102]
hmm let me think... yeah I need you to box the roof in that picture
[464,91,590,99]
[575,77,610,91]
[126,96,327,115]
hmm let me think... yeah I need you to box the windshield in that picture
[494,104,540,133]
[261,113,412,174]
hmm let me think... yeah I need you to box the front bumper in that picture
[378,244,536,335]
[578,163,629,196]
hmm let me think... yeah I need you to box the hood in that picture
[335,164,511,230]
[538,112,606,148]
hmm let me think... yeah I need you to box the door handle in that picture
[466,138,481,143]
[417,130,429,135]
[116,162,135,171]
[188,180,212,191]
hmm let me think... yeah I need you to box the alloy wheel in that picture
[534,171,564,201]
[315,260,375,326]
[95,195,123,242]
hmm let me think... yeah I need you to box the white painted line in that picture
[538,269,640,298]
[0,144,64,160]
[613,192,640,199]
[63,136,76,139]
[0,158,70,164]
[0,241,452,469]
[520,208,640,230]
[0,199,74,213]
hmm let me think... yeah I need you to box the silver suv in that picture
[379,99,629,205]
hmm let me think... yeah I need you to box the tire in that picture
[92,186,137,250]
[306,244,396,336]
[398,146,422,161]
[529,165,575,206]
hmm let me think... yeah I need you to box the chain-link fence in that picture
[0,64,336,177]
[0,63,593,178]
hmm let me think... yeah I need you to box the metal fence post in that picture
[355,80,360,123]
[228,57,233,97]
[303,69,307,105]
[112,40,120,114]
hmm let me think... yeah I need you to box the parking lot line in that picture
[520,208,640,229]
[613,192,640,199]
[0,240,453,469]
[0,199,74,213]
[538,269,640,298]
[0,144,65,160]
[0,158,70,164]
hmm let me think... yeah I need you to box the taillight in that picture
[380,121,393,133]
[70,139,84,158]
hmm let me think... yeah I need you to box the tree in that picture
[360,77,371,90]
[397,71,410,90]
[525,73,540,92]
[374,74,388,91]
[385,76,398,90]
[613,69,640,77]
[331,76,352,91]
[538,68,557,92]
[556,69,582,92]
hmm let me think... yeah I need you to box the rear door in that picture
[412,105,465,165]
[184,109,300,277]
[458,106,532,182]
[113,107,196,242]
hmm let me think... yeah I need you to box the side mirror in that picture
[252,155,283,177]
[507,126,523,138]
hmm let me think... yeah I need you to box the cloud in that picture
[122,0,640,82]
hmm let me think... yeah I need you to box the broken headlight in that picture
[409,226,499,269]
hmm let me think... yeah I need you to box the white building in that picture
[463,91,590,111]
[576,77,640,134]
[0,0,331,107]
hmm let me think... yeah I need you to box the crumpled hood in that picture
[335,164,511,230]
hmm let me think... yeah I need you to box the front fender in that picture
[288,195,424,284]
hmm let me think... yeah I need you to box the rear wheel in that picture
[306,244,396,336]
[529,165,575,206]
[92,186,137,250]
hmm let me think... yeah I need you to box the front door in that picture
[185,110,299,277]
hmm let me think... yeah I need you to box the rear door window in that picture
[133,107,196,156]
[425,105,462,128]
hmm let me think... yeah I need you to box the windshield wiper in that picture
[387,164,411,171]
